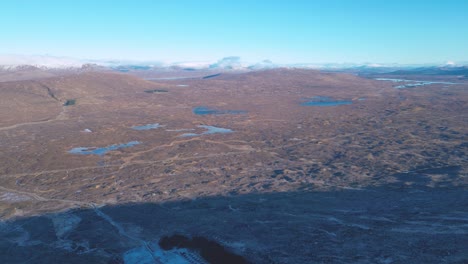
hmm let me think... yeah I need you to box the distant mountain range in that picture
[1,54,467,79]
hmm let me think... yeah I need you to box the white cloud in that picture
[248,59,278,70]
[3,54,458,71]
[171,61,212,69]
[209,56,244,69]
[445,61,456,66]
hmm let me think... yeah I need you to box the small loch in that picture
[144,89,168,94]
[193,107,246,115]
[180,125,233,137]
[301,96,352,106]
[375,78,458,89]
[131,123,162,130]
[68,141,140,156]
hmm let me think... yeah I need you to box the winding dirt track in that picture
[0,106,68,131]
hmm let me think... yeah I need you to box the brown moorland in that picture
[0,69,466,263]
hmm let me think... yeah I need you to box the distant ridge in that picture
[386,66,468,76]
[2,54,467,82]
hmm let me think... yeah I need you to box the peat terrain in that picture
[0,68,466,263]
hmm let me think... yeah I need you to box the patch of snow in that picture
[0,54,84,69]
[445,61,456,66]
[172,61,211,69]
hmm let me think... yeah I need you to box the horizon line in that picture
[0,53,465,69]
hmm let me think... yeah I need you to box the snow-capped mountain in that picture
[1,54,466,75]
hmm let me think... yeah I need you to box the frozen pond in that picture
[180,125,233,137]
[68,141,140,155]
[131,123,162,130]
[193,106,246,115]
[375,78,458,89]
[301,96,352,106]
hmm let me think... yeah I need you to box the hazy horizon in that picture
[0,53,466,69]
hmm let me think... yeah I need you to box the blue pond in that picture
[375,78,457,89]
[193,107,246,115]
[301,96,353,106]
[69,141,141,156]
[132,123,161,130]
[145,77,193,80]
[180,125,233,137]
[166,128,195,132]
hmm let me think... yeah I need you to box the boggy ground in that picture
[0,69,467,262]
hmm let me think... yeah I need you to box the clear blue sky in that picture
[1,0,467,64]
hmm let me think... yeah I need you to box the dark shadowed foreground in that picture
[1,185,467,263]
